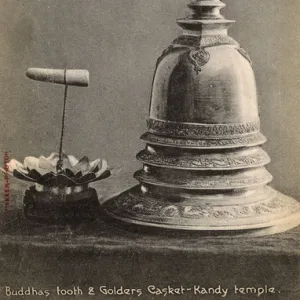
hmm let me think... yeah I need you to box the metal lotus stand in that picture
[104,0,300,236]
[4,68,112,224]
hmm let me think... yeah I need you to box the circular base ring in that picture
[103,186,300,237]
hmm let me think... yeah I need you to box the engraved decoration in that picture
[141,132,267,149]
[137,151,270,169]
[188,48,210,74]
[134,171,273,189]
[106,189,299,220]
[147,119,260,139]
[200,35,239,48]
[156,35,239,70]
[104,0,300,235]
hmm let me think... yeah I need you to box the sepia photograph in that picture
[0,0,300,299]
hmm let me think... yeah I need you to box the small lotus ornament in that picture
[7,153,112,194]
[1,67,119,223]
[4,153,116,223]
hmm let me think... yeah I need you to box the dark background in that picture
[0,0,300,198]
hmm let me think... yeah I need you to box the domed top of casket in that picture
[149,0,259,126]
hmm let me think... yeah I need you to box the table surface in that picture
[1,172,300,256]
[2,173,300,300]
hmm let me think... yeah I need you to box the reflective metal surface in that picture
[104,0,300,235]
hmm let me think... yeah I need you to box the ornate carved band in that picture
[106,188,297,221]
[147,119,260,139]
[137,151,270,170]
[172,35,239,48]
[201,35,239,48]
[156,35,240,70]
[134,170,273,189]
[141,132,266,149]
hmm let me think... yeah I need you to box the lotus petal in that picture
[8,159,27,173]
[46,153,60,166]
[4,153,115,186]
[94,169,111,181]
[81,158,100,175]
[27,169,42,181]
[25,163,50,176]
[47,153,59,160]
[83,170,111,184]
[38,156,56,171]
[14,165,29,176]
[73,162,100,177]
[76,173,96,184]
[74,156,90,173]
[12,170,37,182]
[92,165,99,174]
[67,155,79,167]
[24,156,39,170]
[88,158,101,172]
[34,167,53,176]
[64,168,75,177]
[61,157,73,170]
[95,159,108,177]
[74,171,83,178]
[7,159,19,172]
[0,167,13,176]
